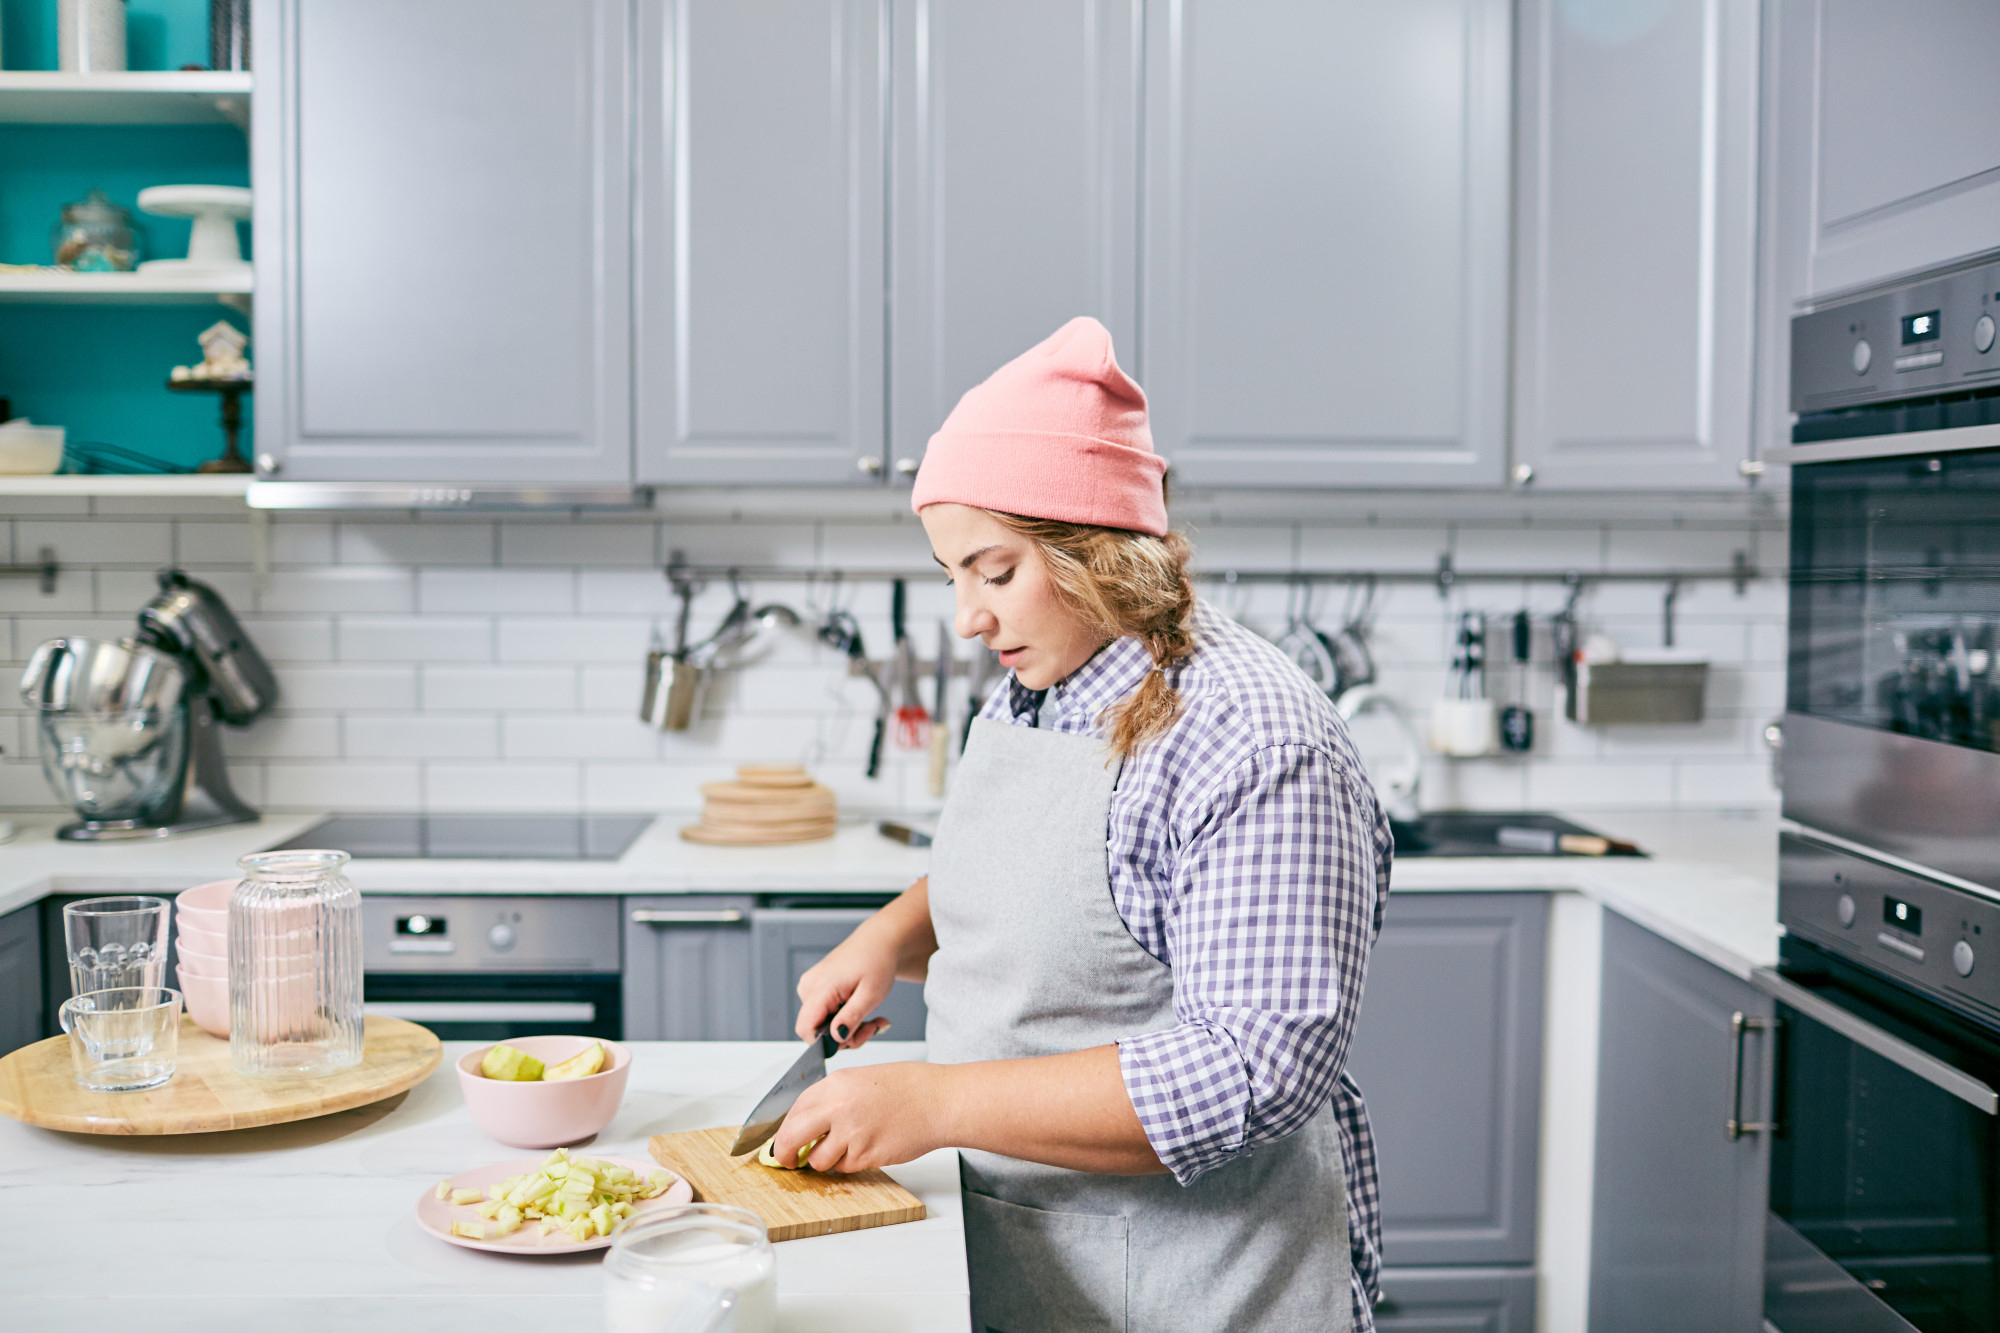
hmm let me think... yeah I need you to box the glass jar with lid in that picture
[228,849,364,1078]
[51,189,140,272]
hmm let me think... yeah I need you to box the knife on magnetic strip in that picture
[728,1026,841,1156]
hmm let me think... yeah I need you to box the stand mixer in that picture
[20,571,277,841]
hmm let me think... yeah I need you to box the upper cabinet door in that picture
[1511,0,1760,490]
[635,0,887,486]
[888,0,1140,479]
[1140,0,1511,489]
[253,0,632,483]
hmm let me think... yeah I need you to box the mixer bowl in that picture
[21,638,191,821]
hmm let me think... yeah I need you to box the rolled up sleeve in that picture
[1116,743,1380,1184]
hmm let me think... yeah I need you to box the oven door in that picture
[1761,941,2000,1332]
[363,972,622,1041]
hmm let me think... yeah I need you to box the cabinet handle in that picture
[894,457,919,477]
[856,456,883,476]
[1726,1010,1772,1141]
[629,908,746,925]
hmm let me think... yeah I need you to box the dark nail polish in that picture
[836,1024,850,1040]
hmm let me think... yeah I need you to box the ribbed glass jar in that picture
[228,850,363,1079]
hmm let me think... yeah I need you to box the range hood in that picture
[246,482,654,511]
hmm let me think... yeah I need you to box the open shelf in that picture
[0,269,252,305]
[0,71,251,125]
[0,474,251,498]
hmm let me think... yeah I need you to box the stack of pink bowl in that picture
[173,879,236,1036]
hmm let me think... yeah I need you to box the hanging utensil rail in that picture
[0,546,58,594]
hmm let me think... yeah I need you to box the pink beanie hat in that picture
[910,316,1168,536]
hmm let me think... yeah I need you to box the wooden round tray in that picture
[0,1014,442,1135]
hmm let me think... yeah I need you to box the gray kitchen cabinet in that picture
[1589,909,1772,1333]
[251,0,633,483]
[1374,1268,1535,1333]
[1139,0,1511,488]
[1510,0,1761,491]
[887,0,1140,478]
[0,903,42,1058]
[634,0,886,485]
[1345,893,1547,1267]
[621,897,757,1040]
[752,907,927,1042]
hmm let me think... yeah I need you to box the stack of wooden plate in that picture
[680,765,837,845]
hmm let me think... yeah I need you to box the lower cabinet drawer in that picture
[1374,1268,1535,1333]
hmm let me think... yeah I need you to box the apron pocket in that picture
[964,1189,1129,1333]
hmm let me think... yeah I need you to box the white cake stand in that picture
[135,185,253,278]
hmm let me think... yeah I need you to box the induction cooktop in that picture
[262,813,654,861]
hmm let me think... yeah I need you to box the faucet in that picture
[1334,684,1424,821]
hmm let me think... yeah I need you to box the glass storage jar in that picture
[51,189,139,271]
[229,850,363,1078]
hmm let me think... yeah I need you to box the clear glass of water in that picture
[63,896,170,996]
[603,1204,777,1333]
[60,986,181,1092]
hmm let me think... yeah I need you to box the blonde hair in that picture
[986,511,1196,759]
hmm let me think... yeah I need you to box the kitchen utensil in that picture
[823,611,891,778]
[1273,581,1339,695]
[59,0,125,71]
[60,987,180,1093]
[604,1204,777,1333]
[729,1028,839,1157]
[138,569,279,723]
[136,186,252,278]
[63,895,170,997]
[1330,576,1379,690]
[648,574,701,730]
[890,582,929,749]
[1493,825,1639,856]
[51,188,137,268]
[456,1035,632,1148]
[0,1013,440,1135]
[230,849,364,1080]
[417,1155,694,1257]
[1500,608,1535,753]
[650,1126,927,1242]
[1429,698,1499,756]
[0,420,64,475]
[928,623,953,796]
[877,820,933,848]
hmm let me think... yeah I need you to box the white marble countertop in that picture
[1,1039,966,1332]
[0,807,1781,978]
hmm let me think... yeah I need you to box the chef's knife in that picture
[729,1027,841,1157]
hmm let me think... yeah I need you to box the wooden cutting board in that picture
[0,1014,441,1135]
[648,1126,927,1242]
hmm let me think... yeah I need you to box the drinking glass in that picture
[63,895,170,996]
[603,1205,777,1333]
[230,850,363,1079]
[60,987,181,1092]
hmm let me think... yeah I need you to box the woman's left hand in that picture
[771,1061,951,1174]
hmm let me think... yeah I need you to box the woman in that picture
[774,317,1391,1332]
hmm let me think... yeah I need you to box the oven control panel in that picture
[1781,832,2000,1022]
[1792,255,2000,413]
[362,896,620,973]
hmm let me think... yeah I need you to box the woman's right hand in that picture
[795,935,898,1049]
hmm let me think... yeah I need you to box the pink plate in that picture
[414,1154,694,1255]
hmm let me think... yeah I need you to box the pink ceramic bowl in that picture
[175,942,225,977]
[177,920,228,958]
[174,879,238,933]
[177,964,229,1037]
[456,1035,631,1150]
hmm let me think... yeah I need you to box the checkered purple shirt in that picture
[980,599,1391,1325]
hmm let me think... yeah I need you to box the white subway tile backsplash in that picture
[501,522,656,567]
[339,616,493,662]
[1,509,1793,819]
[265,762,422,810]
[422,665,577,711]
[347,714,498,759]
[420,568,572,614]
[425,762,580,812]
[340,522,495,567]
[225,763,267,807]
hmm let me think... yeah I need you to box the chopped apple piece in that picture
[756,1136,820,1170]
[479,1044,545,1081]
[451,1219,486,1240]
[543,1041,606,1081]
[434,1181,451,1201]
[450,1188,483,1205]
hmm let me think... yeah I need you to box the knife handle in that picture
[865,714,885,778]
[927,718,949,796]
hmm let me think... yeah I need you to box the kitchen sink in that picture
[1389,811,1642,858]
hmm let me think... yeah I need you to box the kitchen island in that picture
[0,1038,967,1331]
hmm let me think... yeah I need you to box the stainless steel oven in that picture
[1767,254,2000,1332]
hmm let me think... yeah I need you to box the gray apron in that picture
[926,718,1354,1333]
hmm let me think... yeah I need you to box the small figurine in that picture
[171,320,251,382]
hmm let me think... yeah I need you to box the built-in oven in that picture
[1767,254,2000,1331]
[362,895,622,1041]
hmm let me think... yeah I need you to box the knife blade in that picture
[729,1027,841,1156]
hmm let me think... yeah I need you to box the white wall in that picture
[0,494,1787,821]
